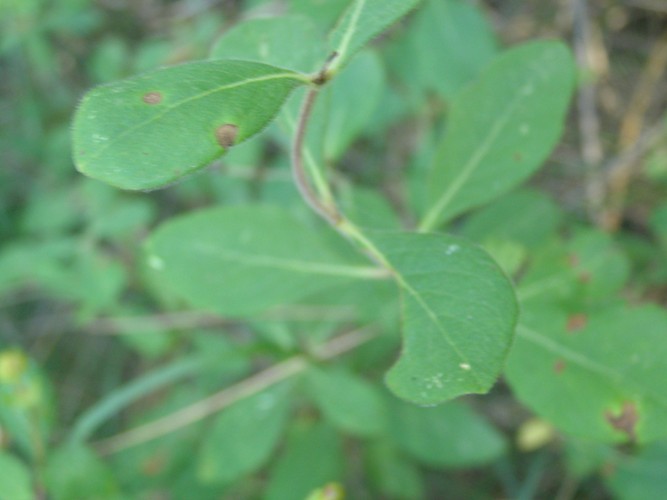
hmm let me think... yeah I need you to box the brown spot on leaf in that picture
[142,91,162,105]
[605,401,639,442]
[578,271,592,284]
[514,152,523,162]
[601,462,617,477]
[141,453,167,476]
[215,124,239,148]
[567,253,580,267]
[553,359,566,374]
[566,313,587,332]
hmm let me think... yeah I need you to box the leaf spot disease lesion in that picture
[605,401,639,442]
[566,313,587,332]
[553,359,566,374]
[215,124,239,148]
[142,91,163,105]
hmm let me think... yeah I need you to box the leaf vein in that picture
[85,71,304,163]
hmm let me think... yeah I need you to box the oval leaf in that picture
[605,442,667,500]
[419,41,575,230]
[506,305,667,443]
[197,383,293,484]
[0,452,32,500]
[323,50,385,161]
[388,399,506,467]
[328,0,420,73]
[372,232,518,405]
[392,0,498,101]
[72,60,307,190]
[265,423,343,500]
[209,16,326,73]
[145,205,385,317]
[305,367,386,437]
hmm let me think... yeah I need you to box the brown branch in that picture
[572,0,606,223]
[92,327,378,455]
[600,28,667,230]
[291,88,342,226]
[84,306,358,335]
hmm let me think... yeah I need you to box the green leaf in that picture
[340,186,402,231]
[371,232,518,405]
[518,229,629,307]
[288,0,349,31]
[69,357,200,442]
[322,50,385,161]
[650,202,667,245]
[0,350,53,460]
[72,60,307,190]
[505,305,667,442]
[461,188,563,249]
[265,422,343,500]
[391,0,498,101]
[419,41,575,231]
[145,205,384,316]
[564,437,613,478]
[388,399,507,467]
[605,441,667,500]
[209,16,326,73]
[0,452,32,500]
[305,367,386,437]
[44,444,119,500]
[367,442,424,499]
[328,0,421,74]
[197,383,293,484]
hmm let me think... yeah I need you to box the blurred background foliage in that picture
[2,0,667,498]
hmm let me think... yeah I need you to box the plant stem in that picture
[572,0,605,224]
[291,87,342,226]
[92,327,378,455]
[290,53,395,274]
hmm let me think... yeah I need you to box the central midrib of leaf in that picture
[398,276,486,388]
[193,243,387,279]
[85,72,307,163]
[334,0,366,61]
[419,77,533,232]
[518,324,667,411]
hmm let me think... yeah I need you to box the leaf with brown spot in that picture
[142,91,162,105]
[215,124,239,148]
[605,402,639,442]
[566,313,587,332]
[506,305,667,443]
[553,359,566,374]
[73,60,307,190]
[578,272,592,284]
